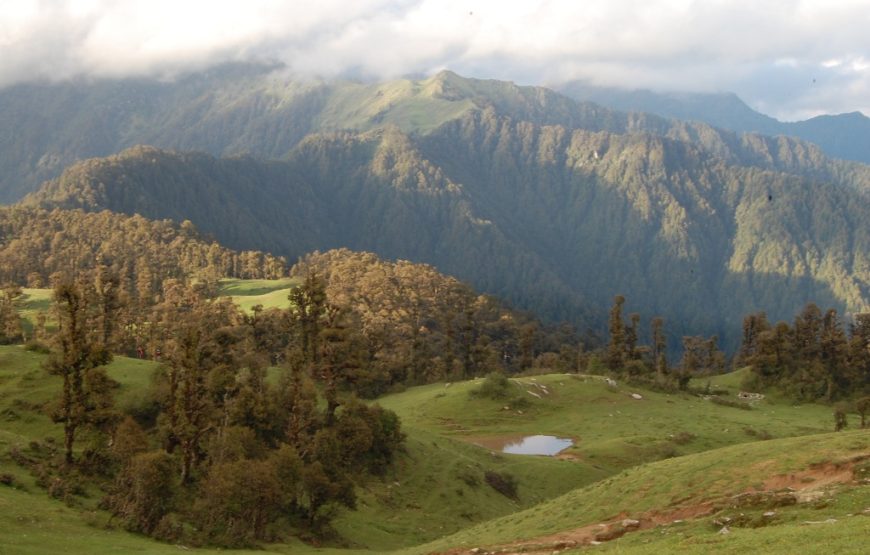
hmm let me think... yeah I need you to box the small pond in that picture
[498,435,574,456]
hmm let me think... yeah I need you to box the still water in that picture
[501,435,573,455]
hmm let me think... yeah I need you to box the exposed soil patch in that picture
[439,452,868,555]
[762,464,854,492]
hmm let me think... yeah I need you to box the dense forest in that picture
[738,305,870,403]
[0,205,286,289]
[6,66,870,349]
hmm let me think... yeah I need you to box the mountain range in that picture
[556,81,870,165]
[5,65,870,348]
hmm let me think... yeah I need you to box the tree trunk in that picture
[64,421,76,465]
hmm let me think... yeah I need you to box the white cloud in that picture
[0,0,868,119]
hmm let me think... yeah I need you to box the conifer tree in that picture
[47,277,114,465]
[651,316,668,378]
[606,295,626,371]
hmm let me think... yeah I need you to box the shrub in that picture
[671,431,696,445]
[743,427,773,440]
[711,396,753,410]
[23,340,50,354]
[470,372,513,400]
[104,451,176,535]
[484,470,518,499]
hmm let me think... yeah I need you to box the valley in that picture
[0,60,868,555]
[0,332,867,554]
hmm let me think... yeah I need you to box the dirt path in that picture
[437,456,866,555]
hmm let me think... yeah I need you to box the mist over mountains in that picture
[557,81,870,166]
[7,65,868,350]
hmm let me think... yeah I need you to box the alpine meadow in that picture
[1,4,870,553]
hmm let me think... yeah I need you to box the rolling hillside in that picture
[1,339,867,554]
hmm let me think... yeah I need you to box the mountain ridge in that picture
[23,113,870,347]
[556,80,870,165]
[3,65,868,203]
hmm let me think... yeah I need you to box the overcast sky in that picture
[1,0,868,121]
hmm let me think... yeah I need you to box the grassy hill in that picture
[1,341,867,554]
[378,373,835,475]
[408,428,869,554]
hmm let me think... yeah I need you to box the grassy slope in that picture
[16,280,299,323]
[409,429,870,554]
[17,288,52,336]
[378,374,833,475]
[590,485,870,555]
[217,277,299,312]
[315,76,475,135]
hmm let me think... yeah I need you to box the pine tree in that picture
[625,312,640,361]
[651,316,668,378]
[47,278,113,465]
[606,295,626,371]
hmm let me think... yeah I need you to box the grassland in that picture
[217,277,299,312]
[17,288,53,337]
[377,373,835,475]
[408,428,870,553]
[314,75,476,134]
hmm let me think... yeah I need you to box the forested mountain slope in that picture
[0,204,287,287]
[3,64,869,203]
[24,113,870,347]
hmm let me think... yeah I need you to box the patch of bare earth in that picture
[438,453,868,555]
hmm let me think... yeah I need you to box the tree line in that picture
[602,294,869,409]
[737,304,870,403]
[602,294,725,390]
[0,206,287,291]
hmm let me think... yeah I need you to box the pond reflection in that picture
[501,435,573,455]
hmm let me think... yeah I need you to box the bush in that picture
[470,372,513,400]
[104,451,176,535]
[711,396,753,410]
[484,470,518,499]
[743,427,773,440]
[671,431,696,445]
[23,340,50,354]
[457,469,480,488]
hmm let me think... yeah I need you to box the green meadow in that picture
[217,277,299,312]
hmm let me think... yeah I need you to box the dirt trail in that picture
[438,456,866,555]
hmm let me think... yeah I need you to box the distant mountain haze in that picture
[556,81,870,165]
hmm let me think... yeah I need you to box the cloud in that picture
[0,0,868,119]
